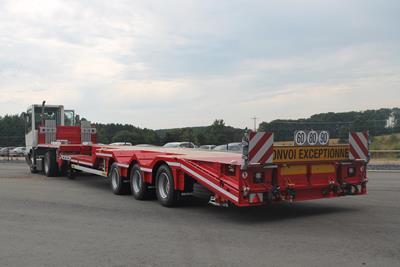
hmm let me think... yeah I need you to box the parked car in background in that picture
[10,147,26,156]
[135,144,158,147]
[213,142,243,153]
[199,145,216,150]
[163,142,197,148]
[0,147,16,156]
[109,142,132,146]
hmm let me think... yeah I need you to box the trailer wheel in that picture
[109,163,130,195]
[44,150,58,177]
[155,165,181,207]
[130,164,152,200]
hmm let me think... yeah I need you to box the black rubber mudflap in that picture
[192,183,213,199]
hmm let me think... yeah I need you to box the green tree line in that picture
[259,108,400,141]
[0,114,25,146]
[95,119,244,146]
[1,108,399,147]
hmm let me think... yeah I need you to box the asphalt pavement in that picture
[0,163,399,267]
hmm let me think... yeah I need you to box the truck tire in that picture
[192,182,213,200]
[27,153,38,174]
[130,164,152,200]
[58,161,69,177]
[30,165,38,174]
[44,150,58,177]
[109,163,131,195]
[67,167,76,180]
[155,165,181,207]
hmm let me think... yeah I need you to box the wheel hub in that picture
[111,170,118,189]
[158,172,170,199]
[132,170,142,193]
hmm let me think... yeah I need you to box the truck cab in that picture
[25,104,75,151]
[24,103,88,173]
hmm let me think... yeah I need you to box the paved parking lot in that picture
[0,163,399,267]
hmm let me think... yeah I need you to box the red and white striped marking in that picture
[71,159,93,167]
[349,132,369,161]
[166,161,239,203]
[248,132,274,165]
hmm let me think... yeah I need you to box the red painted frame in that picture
[36,126,367,207]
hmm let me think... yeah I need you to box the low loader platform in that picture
[28,124,369,207]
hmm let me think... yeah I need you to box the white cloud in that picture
[0,0,399,129]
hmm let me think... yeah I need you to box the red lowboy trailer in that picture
[25,104,369,207]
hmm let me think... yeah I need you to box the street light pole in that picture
[251,116,259,131]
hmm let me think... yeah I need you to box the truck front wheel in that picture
[27,153,37,174]
[155,165,181,207]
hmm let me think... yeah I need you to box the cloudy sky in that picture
[0,0,399,129]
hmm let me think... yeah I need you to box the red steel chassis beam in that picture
[39,143,368,207]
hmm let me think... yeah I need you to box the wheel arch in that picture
[152,160,187,191]
[153,161,182,206]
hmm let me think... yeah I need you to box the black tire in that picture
[58,161,69,177]
[30,164,38,174]
[130,164,152,200]
[29,157,38,173]
[192,182,213,200]
[155,165,181,207]
[67,167,76,180]
[109,163,131,195]
[44,150,58,177]
[26,152,38,173]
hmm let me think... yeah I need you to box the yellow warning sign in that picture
[273,145,349,163]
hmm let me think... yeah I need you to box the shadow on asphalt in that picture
[203,203,357,224]
[62,174,358,224]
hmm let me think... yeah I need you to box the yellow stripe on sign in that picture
[281,165,307,175]
[273,145,349,163]
[311,164,335,174]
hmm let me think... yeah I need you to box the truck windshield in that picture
[34,107,62,129]
[64,110,75,126]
